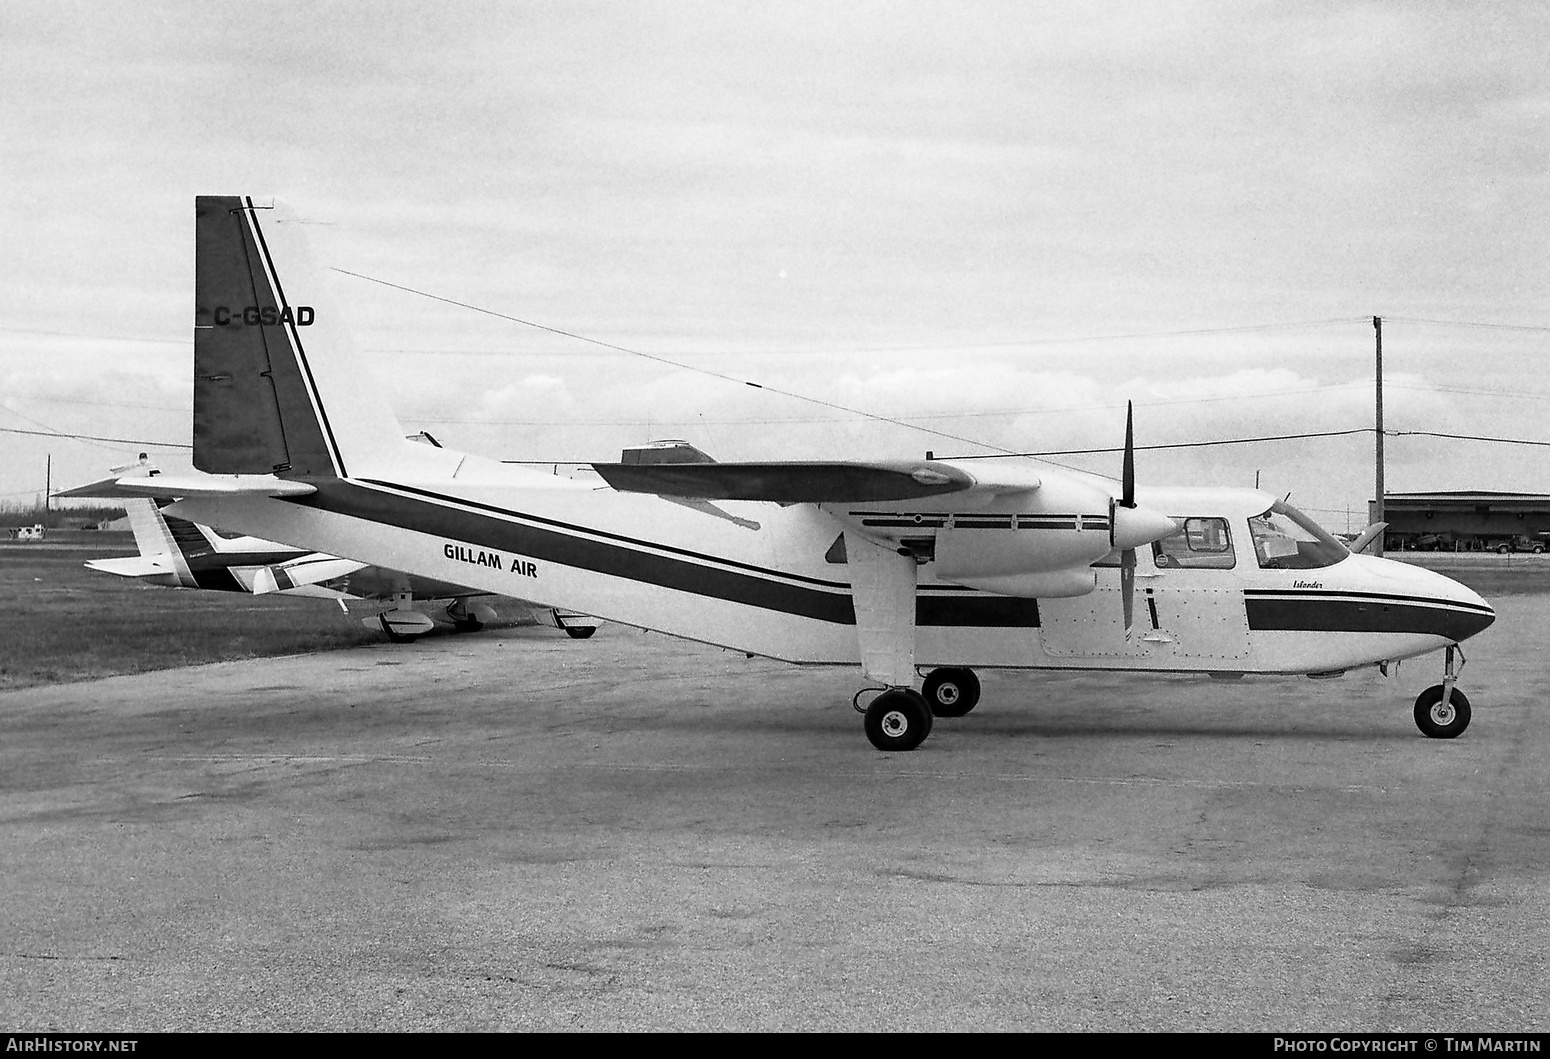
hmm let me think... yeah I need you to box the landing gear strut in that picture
[1414,644,1471,739]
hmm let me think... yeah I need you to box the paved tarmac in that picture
[1,596,1546,1032]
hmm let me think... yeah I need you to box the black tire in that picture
[1414,685,1471,739]
[565,626,597,639]
[1497,544,1510,554]
[863,689,933,751]
[921,667,981,717]
[1534,546,1545,554]
[452,618,484,633]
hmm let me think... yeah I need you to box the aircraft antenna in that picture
[332,268,1024,458]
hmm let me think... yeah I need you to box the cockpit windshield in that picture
[1247,500,1349,570]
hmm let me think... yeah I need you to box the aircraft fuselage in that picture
[172,468,1492,678]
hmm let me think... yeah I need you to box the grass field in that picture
[0,535,384,690]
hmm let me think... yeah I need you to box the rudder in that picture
[193,196,415,480]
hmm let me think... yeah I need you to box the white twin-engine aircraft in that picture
[72,196,1495,751]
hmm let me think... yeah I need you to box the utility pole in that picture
[44,454,51,522]
[1373,316,1384,556]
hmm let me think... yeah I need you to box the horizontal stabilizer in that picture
[592,460,976,503]
[83,556,173,578]
[54,473,317,501]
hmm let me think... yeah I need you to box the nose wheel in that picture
[1414,644,1472,738]
[1414,685,1471,738]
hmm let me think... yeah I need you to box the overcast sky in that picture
[3,1,1547,529]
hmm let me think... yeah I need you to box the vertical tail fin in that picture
[193,196,435,479]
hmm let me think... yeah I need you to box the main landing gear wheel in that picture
[564,626,597,639]
[921,667,981,718]
[452,618,485,633]
[1414,685,1471,739]
[864,689,933,752]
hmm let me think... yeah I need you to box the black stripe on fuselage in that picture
[1244,590,1494,640]
[288,479,1041,628]
[164,515,215,559]
[188,566,247,592]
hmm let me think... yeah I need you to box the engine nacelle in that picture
[935,567,1097,599]
[934,522,1113,579]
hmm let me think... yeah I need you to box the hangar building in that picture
[1373,491,1550,552]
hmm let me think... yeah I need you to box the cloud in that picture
[1,1,1547,515]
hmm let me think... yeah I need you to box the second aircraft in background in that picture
[79,460,601,643]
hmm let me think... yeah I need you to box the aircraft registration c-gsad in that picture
[72,196,1495,751]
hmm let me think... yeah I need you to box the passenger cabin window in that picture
[1153,517,1236,569]
[1248,500,1349,570]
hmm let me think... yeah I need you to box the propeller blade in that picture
[1121,400,1135,509]
[1119,403,1138,641]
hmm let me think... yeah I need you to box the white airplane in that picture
[62,196,1495,750]
[71,463,602,642]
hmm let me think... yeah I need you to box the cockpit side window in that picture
[1152,517,1236,569]
[1248,500,1349,570]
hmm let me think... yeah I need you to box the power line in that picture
[1393,430,1550,448]
[6,419,1546,472]
[951,428,1374,459]
[0,425,190,450]
[13,376,1550,424]
[1388,381,1550,403]
[948,427,1550,460]
[7,312,1546,356]
[1383,316,1550,334]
